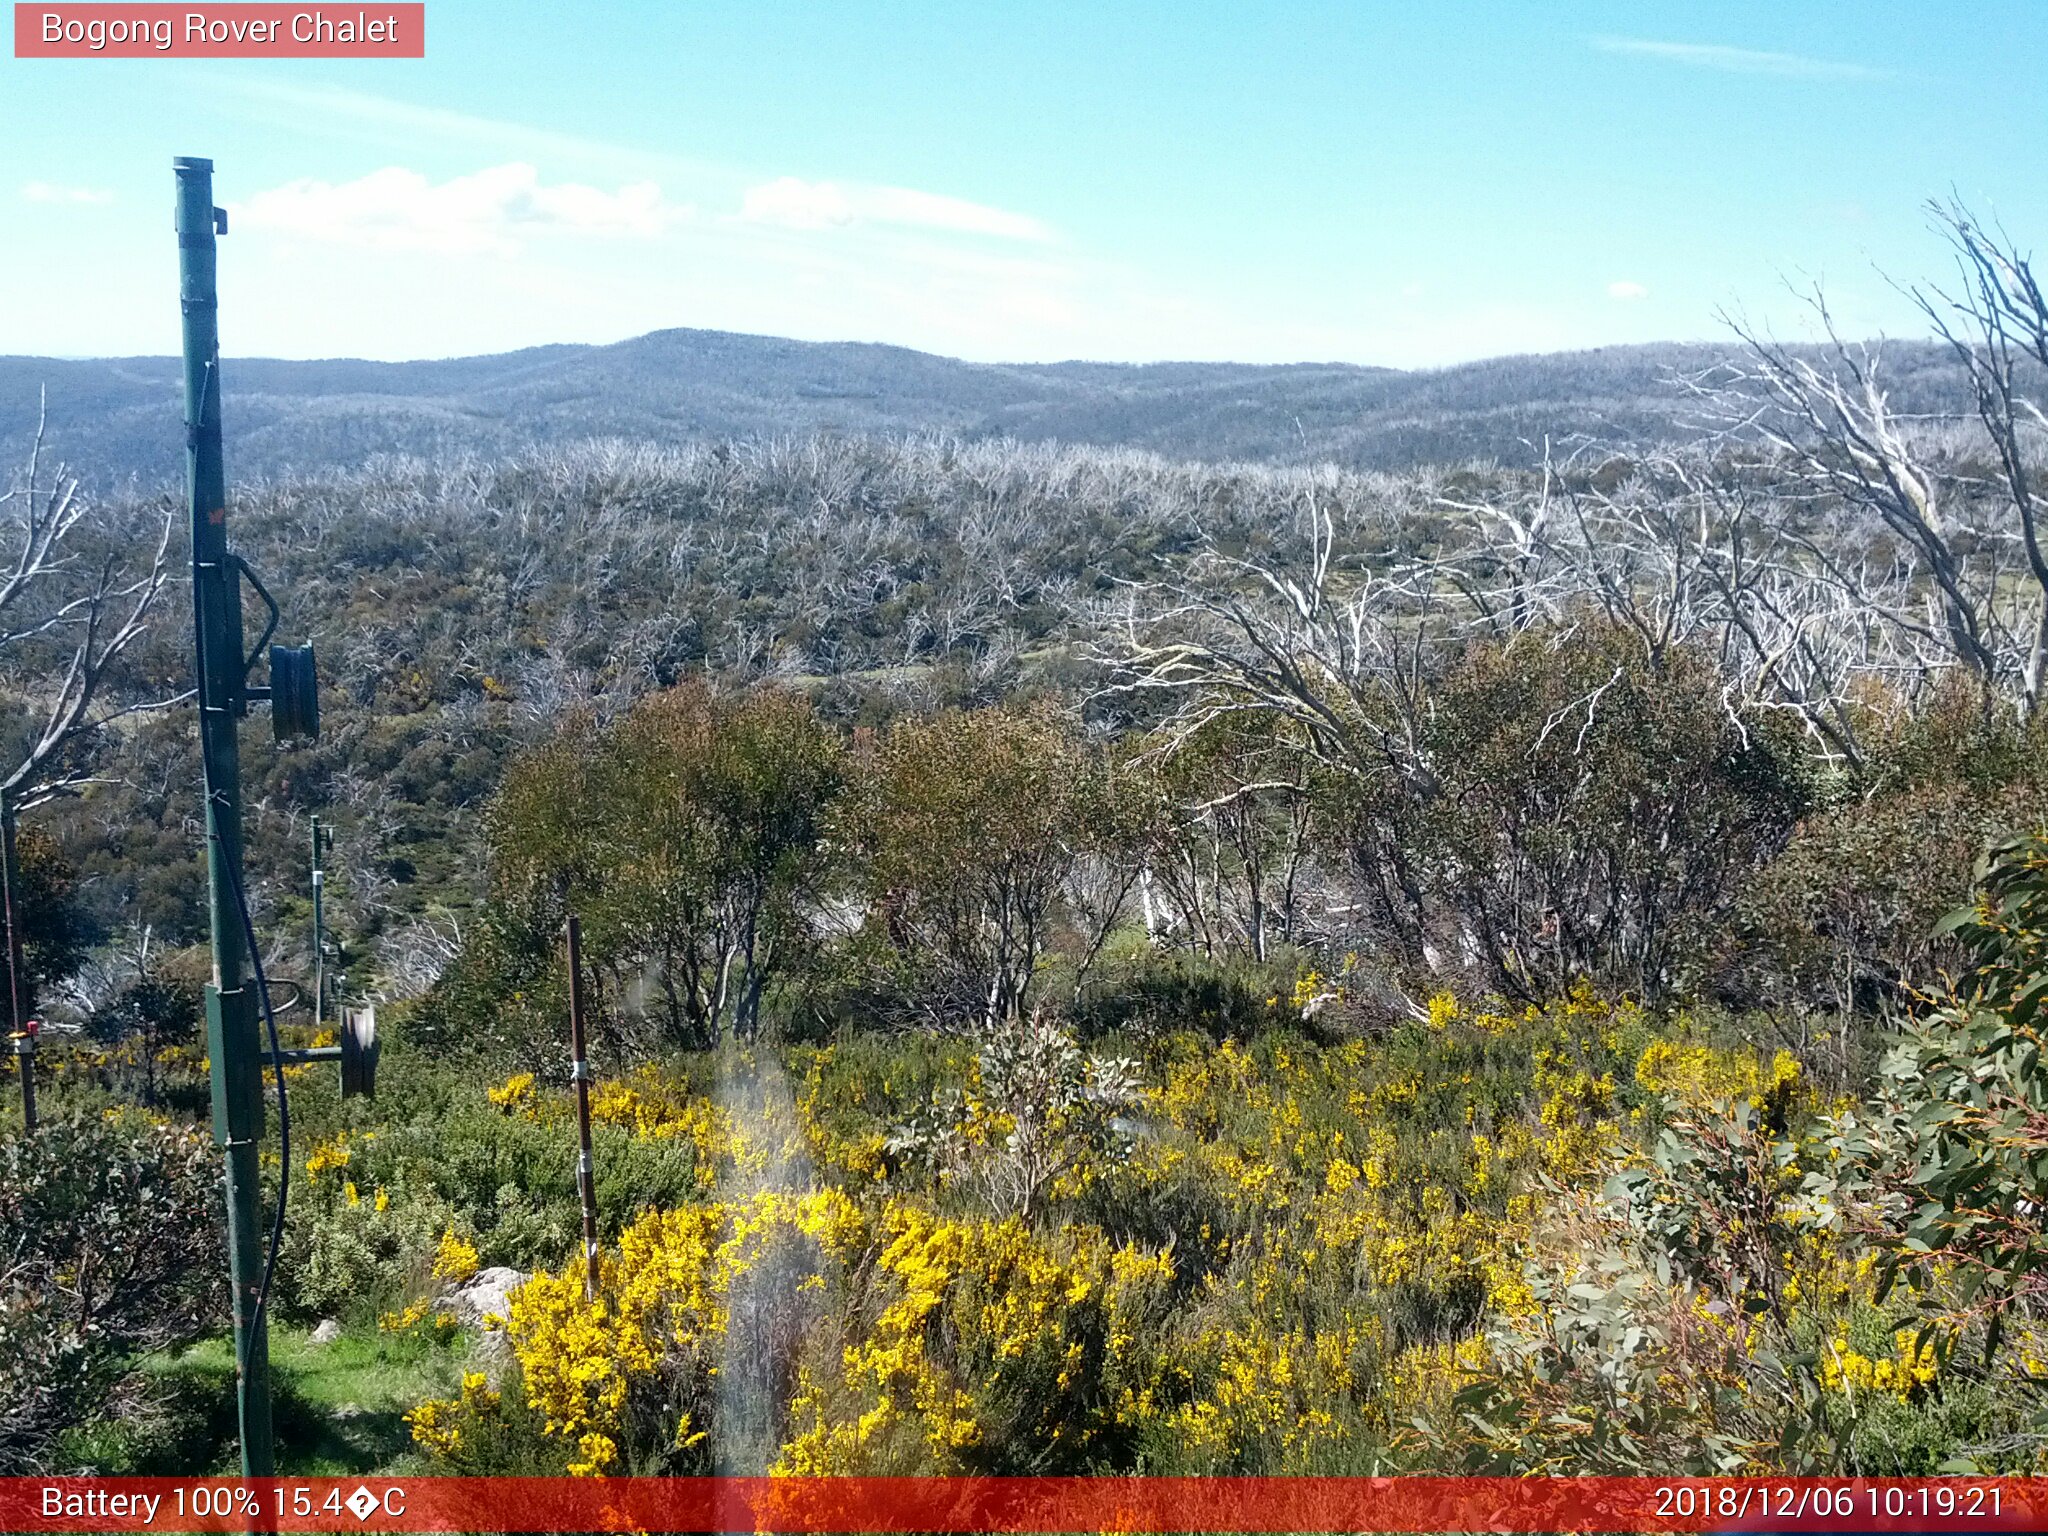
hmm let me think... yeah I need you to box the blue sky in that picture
[5,1,2044,365]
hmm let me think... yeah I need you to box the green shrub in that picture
[1411,624,1810,1002]
[1073,946,1303,1043]
[1730,781,2046,1030]
[277,1076,715,1322]
[835,705,1136,1028]
[1727,686,2048,1050]
[1873,830,2048,1354]
[0,1112,223,1472]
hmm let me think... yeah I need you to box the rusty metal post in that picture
[565,915,600,1302]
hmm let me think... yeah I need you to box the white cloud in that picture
[1590,35,1889,81]
[212,78,710,180]
[739,176,1053,243]
[1607,280,1650,301]
[233,163,689,256]
[21,181,113,205]
[739,176,854,231]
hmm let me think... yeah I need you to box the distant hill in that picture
[0,327,1970,486]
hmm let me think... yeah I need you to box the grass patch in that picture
[62,1322,470,1475]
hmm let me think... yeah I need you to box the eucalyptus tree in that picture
[837,705,1140,1030]
[481,680,843,1053]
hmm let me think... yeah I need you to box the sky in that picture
[4,1,2046,367]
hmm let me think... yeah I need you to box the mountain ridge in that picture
[0,325,1965,485]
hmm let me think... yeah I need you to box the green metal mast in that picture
[177,155,273,1478]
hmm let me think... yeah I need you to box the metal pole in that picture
[2,800,35,1133]
[310,815,325,1035]
[565,915,600,1302]
[178,155,273,1478]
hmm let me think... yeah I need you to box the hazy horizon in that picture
[1,321,1852,373]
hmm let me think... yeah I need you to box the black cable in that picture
[225,849,290,1338]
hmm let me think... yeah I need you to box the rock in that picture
[470,1327,517,1386]
[435,1266,529,1387]
[437,1265,528,1331]
[309,1319,343,1345]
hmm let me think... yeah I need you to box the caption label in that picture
[14,4,424,57]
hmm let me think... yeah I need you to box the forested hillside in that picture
[0,329,1975,485]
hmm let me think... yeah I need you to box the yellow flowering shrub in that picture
[393,982,2028,1477]
[406,1372,500,1459]
[486,1071,538,1114]
[780,1204,1177,1473]
[432,1227,481,1282]
[303,1132,353,1182]
[486,1190,866,1469]
[381,1297,433,1333]
[1821,1329,1941,1403]
[582,1061,805,1190]
[1636,1037,1806,1113]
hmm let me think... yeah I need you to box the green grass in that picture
[63,1323,470,1475]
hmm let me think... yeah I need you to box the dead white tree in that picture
[1437,444,1909,770]
[0,394,176,1098]
[1097,490,1443,792]
[1092,488,1457,980]
[1912,198,2048,712]
[0,396,177,811]
[1689,288,2036,721]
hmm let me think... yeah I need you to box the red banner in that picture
[1,1476,2044,1533]
[13,4,423,57]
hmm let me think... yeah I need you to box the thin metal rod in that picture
[2,800,34,1133]
[565,915,600,1303]
[8,1034,29,1132]
[274,1046,342,1064]
[310,815,325,1034]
